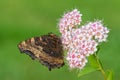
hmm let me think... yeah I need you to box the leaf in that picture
[78,54,100,77]
[106,70,113,80]
[78,66,99,77]
[88,55,99,68]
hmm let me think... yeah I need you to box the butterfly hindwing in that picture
[18,33,64,71]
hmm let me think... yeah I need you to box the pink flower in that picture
[59,9,82,33]
[90,21,109,42]
[81,21,109,42]
[66,51,87,69]
[58,9,109,70]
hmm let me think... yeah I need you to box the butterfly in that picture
[17,33,64,71]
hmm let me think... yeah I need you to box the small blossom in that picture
[61,31,72,50]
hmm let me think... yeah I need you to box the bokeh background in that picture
[0,0,120,80]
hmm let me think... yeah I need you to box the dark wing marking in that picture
[18,33,64,71]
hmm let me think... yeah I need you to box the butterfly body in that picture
[18,33,64,71]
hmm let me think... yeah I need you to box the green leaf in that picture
[78,54,101,77]
[106,70,113,80]
[78,66,99,77]
[88,55,99,68]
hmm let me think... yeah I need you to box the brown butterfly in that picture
[17,33,64,71]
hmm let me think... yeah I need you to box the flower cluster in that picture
[59,9,82,33]
[58,9,109,70]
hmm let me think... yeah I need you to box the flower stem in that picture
[95,55,107,80]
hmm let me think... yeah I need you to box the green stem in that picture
[95,55,107,80]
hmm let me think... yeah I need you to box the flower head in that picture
[58,9,109,70]
[66,51,87,69]
[89,21,109,42]
[59,9,82,33]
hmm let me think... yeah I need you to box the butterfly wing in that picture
[18,33,64,71]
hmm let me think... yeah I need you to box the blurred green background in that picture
[0,0,120,80]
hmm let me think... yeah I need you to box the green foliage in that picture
[88,55,99,69]
[78,66,99,77]
[78,54,113,80]
[106,70,113,80]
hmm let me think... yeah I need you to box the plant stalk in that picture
[95,55,107,80]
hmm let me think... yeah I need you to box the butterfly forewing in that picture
[18,33,64,71]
